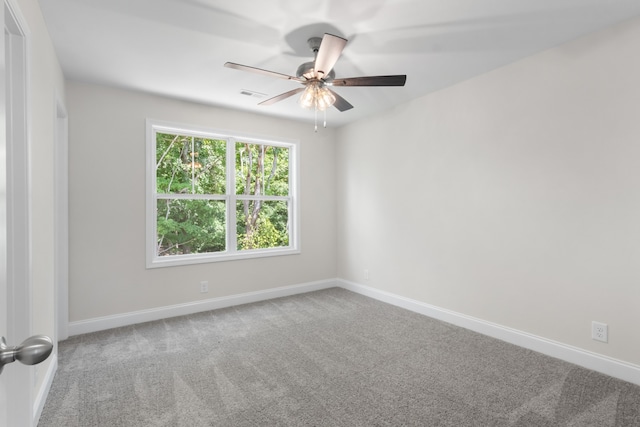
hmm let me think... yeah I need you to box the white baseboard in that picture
[65,277,640,386]
[337,278,640,387]
[33,352,57,426]
[68,279,337,337]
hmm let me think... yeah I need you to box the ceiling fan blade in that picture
[259,87,305,106]
[224,62,303,82]
[328,89,354,112]
[331,75,407,87]
[313,33,347,79]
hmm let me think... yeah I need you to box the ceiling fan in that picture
[224,33,407,129]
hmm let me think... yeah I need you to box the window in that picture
[146,120,299,268]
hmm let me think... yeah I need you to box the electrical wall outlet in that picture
[364,269,369,281]
[200,281,209,293]
[592,321,608,343]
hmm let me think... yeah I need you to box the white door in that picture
[0,2,7,414]
[1,1,41,425]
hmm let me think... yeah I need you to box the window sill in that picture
[146,247,301,269]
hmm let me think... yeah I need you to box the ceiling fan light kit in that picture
[299,81,336,111]
[224,32,407,131]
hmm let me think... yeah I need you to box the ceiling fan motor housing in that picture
[295,36,336,82]
[296,61,335,82]
[307,37,322,53]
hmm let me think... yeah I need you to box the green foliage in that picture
[157,199,226,255]
[235,142,290,251]
[154,132,290,256]
[238,217,285,250]
[236,200,289,250]
[156,133,226,194]
[235,142,289,196]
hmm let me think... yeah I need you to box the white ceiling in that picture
[39,0,640,127]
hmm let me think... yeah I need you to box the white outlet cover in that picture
[592,321,608,343]
[200,281,209,293]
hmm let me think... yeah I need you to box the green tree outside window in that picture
[154,132,291,257]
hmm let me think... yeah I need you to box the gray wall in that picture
[337,16,640,366]
[67,83,337,321]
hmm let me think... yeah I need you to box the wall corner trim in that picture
[337,278,640,387]
[67,279,337,337]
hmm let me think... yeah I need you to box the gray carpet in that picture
[39,288,640,426]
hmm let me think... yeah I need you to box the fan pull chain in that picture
[323,109,327,128]
[314,105,318,132]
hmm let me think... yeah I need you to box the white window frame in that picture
[146,119,300,268]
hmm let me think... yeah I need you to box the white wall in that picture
[14,0,66,414]
[337,17,640,366]
[67,83,336,322]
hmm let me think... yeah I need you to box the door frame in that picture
[1,0,34,425]
[54,98,68,341]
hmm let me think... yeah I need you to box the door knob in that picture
[0,335,53,375]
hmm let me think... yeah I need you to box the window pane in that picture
[156,132,226,194]
[236,200,289,250]
[157,199,226,255]
[235,143,289,196]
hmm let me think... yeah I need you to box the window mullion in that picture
[190,136,194,194]
[227,137,237,253]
